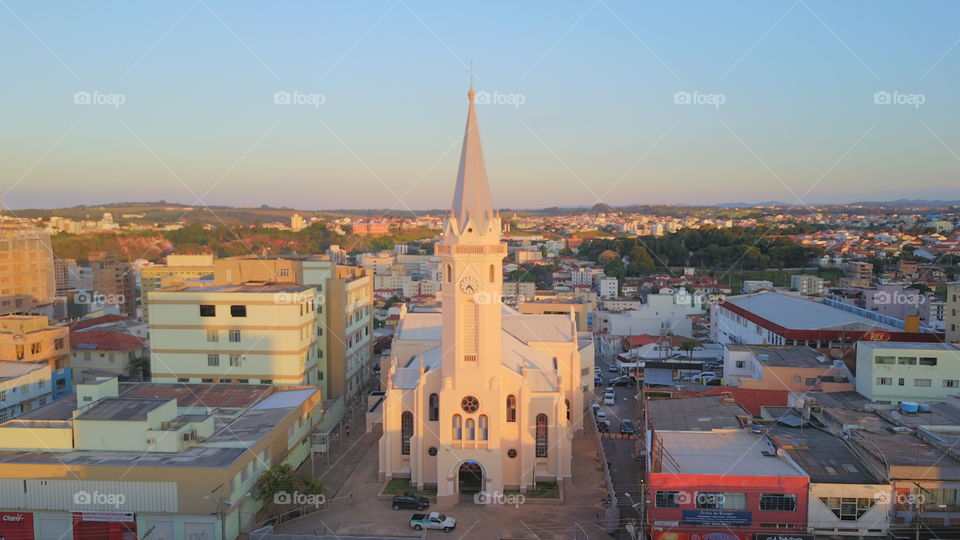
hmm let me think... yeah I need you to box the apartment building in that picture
[0,315,71,399]
[53,257,79,293]
[149,283,320,385]
[855,341,960,403]
[0,361,53,422]
[0,378,323,540]
[790,274,825,296]
[321,264,374,404]
[88,254,137,317]
[948,282,959,344]
[140,254,216,323]
[723,344,853,392]
[0,224,56,315]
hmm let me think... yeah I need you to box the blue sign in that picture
[681,509,752,527]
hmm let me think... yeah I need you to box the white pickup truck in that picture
[410,512,457,532]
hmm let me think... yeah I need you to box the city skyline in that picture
[3,1,960,211]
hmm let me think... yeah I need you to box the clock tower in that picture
[438,87,507,380]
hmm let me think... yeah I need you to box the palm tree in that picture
[679,338,701,358]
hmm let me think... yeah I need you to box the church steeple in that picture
[450,87,495,237]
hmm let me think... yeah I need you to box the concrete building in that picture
[0,223,56,316]
[149,283,320,386]
[0,315,71,399]
[0,361,53,422]
[378,89,594,504]
[594,291,704,338]
[790,274,825,296]
[948,282,959,344]
[140,254,216,323]
[69,329,147,383]
[845,261,874,281]
[53,257,79,293]
[855,341,960,403]
[712,292,940,348]
[501,281,535,301]
[315,263,374,404]
[596,276,618,299]
[519,296,597,333]
[0,378,323,540]
[88,255,137,318]
[723,344,853,392]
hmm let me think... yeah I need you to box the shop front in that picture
[72,511,137,540]
[0,512,34,540]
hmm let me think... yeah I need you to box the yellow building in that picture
[0,314,71,399]
[378,89,594,503]
[0,223,56,315]
[0,377,323,540]
[140,254,216,323]
[149,283,320,385]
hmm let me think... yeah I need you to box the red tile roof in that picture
[70,314,128,332]
[69,329,144,352]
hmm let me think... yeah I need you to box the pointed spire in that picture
[451,87,494,235]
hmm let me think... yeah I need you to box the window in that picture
[452,414,462,440]
[428,393,439,421]
[200,304,216,317]
[565,399,571,421]
[207,354,220,367]
[229,355,241,367]
[919,357,938,367]
[697,492,746,510]
[446,264,452,283]
[944,380,959,388]
[461,396,480,413]
[401,411,413,455]
[0,390,6,401]
[237,379,249,383]
[206,330,218,342]
[278,268,289,277]
[656,491,681,508]
[805,378,817,386]
[898,356,917,366]
[230,305,247,317]
[914,378,932,387]
[177,378,189,383]
[479,415,488,440]
[31,343,41,354]
[229,330,241,342]
[465,418,475,440]
[506,395,517,422]
[877,377,892,385]
[489,264,495,282]
[535,414,548,458]
[874,355,896,365]
[819,497,876,521]
[736,360,745,368]
[898,378,905,386]
[760,494,797,512]
[54,337,64,350]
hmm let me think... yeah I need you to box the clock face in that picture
[459,276,479,294]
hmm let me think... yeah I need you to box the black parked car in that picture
[393,493,430,511]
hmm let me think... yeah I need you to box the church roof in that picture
[502,312,574,343]
[450,88,495,234]
[396,311,441,341]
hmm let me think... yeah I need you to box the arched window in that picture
[428,393,439,421]
[401,411,413,455]
[565,399,571,421]
[465,418,476,440]
[506,395,517,422]
[446,264,452,283]
[489,264,495,283]
[452,414,462,440]
[535,414,548,457]
[479,414,489,440]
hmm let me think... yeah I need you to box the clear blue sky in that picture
[2,1,959,210]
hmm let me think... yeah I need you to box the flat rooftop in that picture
[768,426,881,484]
[724,292,900,331]
[858,341,960,351]
[725,344,830,368]
[647,396,750,431]
[658,429,803,476]
[173,282,311,294]
[0,361,45,382]
[75,397,170,421]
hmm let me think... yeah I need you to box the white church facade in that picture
[378,88,594,503]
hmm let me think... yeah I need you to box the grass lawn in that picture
[382,478,437,497]
[505,481,560,499]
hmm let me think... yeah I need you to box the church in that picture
[377,87,594,503]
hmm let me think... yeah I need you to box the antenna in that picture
[469,61,475,90]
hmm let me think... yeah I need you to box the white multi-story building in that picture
[790,274,825,296]
[595,276,618,299]
[856,341,960,403]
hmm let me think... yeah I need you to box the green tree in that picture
[128,355,150,381]
[255,463,325,518]
[679,338,700,358]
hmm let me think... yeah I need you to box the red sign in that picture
[0,512,34,540]
[653,533,751,540]
[864,331,891,341]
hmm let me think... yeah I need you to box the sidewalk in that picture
[295,414,380,502]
